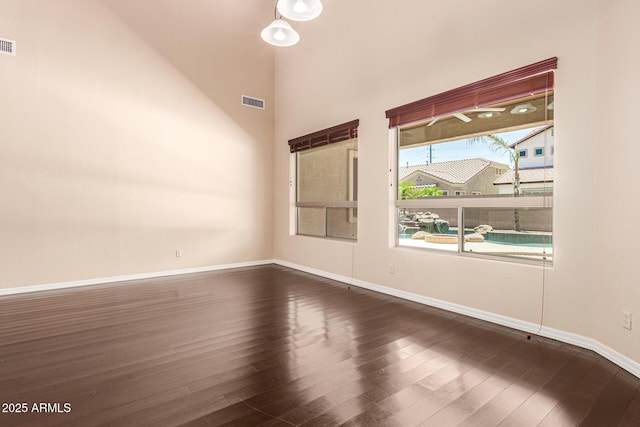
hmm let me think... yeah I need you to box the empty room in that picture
[1,0,639,425]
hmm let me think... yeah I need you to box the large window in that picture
[387,59,556,263]
[290,120,359,240]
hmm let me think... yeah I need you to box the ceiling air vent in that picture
[241,95,265,110]
[0,38,16,56]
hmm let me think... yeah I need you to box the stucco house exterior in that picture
[399,158,509,196]
[494,125,555,194]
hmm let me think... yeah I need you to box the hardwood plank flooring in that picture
[0,264,638,426]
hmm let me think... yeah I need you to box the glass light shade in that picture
[261,19,300,47]
[277,0,323,21]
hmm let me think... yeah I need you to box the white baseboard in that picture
[539,326,640,379]
[274,259,640,379]
[0,260,275,297]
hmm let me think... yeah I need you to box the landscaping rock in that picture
[411,231,431,240]
[474,224,493,235]
[465,233,485,242]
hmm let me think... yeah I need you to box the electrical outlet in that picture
[623,311,632,330]
[176,250,182,258]
[389,264,395,274]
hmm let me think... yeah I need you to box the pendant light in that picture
[261,19,300,47]
[261,0,323,47]
[277,0,323,22]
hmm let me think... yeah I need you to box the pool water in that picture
[399,229,552,247]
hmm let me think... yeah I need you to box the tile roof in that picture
[493,167,555,184]
[399,158,505,184]
[510,125,553,148]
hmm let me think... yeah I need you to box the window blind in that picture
[385,57,557,128]
[288,119,359,153]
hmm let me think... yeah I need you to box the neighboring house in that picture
[494,125,555,194]
[399,158,509,196]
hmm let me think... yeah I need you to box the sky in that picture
[399,127,536,167]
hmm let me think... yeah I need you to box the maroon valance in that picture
[288,119,359,153]
[385,57,557,128]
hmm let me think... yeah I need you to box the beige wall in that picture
[594,1,640,363]
[274,0,613,356]
[0,0,274,287]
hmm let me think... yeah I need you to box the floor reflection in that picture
[0,265,638,426]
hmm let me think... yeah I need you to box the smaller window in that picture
[519,149,528,158]
[440,190,450,196]
[455,190,466,196]
[535,147,544,156]
[472,191,482,195]
[292,120,359,241]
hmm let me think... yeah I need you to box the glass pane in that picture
[462,207,552,262]
[397,91,554,200]
[327,208,357,240]
[297,207,325,237]
[297,139,358,203]
[399,93,554,148]
[398,207,458,251]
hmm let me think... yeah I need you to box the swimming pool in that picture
[399,229,552,247]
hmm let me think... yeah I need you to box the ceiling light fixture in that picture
[477,111,502,119]
[261,0,322,47]
[261,18,300,47]
[277,0,323,21]
[510,103,537,114]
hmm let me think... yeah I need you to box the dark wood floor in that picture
[0,265,639,426]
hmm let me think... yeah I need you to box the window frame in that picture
[291,120,359,241]
[393,179,553,264]
[387,59,556,264]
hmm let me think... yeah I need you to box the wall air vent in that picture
[241,95,265,110]
[0,38,16,56]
